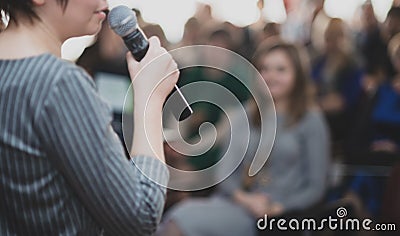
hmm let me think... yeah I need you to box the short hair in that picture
[0,0,68,24]
[0,20,5,32]
[387,6,400,20]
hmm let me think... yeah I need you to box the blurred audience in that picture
[374,36,400,148]
[336,32,400,220]
[256,22,281,45]
[312,18,363,150]
[77,20,128,77]
[347,33,400,163]
[356,1,392,80]
[193,3,221,45]
[383,7,400,42]
[157,40,330,236]
[381,163,400,228]
[250,0,268,32]
[176,28,251,171]
[308,0,331,59]
[177,17,200,47]
[67,1,400,233]
[281,0,312,45]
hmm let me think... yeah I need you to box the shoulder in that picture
[41,56,104,107]
[379,82,395,93]
[53,56,95,88]
[298,108,328,132]
[28,54,95,91]
[39,56,112,119]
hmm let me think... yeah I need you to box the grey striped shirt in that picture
[0,54,169,235]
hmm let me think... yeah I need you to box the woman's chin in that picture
[85,20,105,36]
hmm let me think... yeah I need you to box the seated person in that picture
[340,33,400,218]
[157,40,330,236]
[312,18,363,145]
[346,33,400,164]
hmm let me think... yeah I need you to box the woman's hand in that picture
[127,36,179,108]
[128,36,179,161]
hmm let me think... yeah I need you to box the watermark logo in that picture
[257,207,396,232]
[336,207,347,218]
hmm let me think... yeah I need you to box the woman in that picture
[158,40,330,236]
[0,0,178,235]
[342,33,400,218]
[311,18,363,145]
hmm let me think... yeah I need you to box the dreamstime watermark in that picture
[257,207,397,232]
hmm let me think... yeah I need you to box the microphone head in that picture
[108,5,138,37]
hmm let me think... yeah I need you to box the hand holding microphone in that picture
[108,6,192,120]
[125,36,179,108]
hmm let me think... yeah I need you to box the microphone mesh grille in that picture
[108,5,138,37]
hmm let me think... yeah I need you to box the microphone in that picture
[108,5,193,121]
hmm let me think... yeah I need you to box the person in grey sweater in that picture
[158,39,330,236]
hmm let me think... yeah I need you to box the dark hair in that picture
[208,28,233,49]
[132,8,141,18]
[209,29,230,41]
[0,16,5,31]
[0,0,68,24]
[387,6,400,20]
[263,22,280,36]
[252,39,313,126]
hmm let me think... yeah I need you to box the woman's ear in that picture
[32,0,46,6]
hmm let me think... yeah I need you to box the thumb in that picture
[148,36,161,48]
[126,52,141,81]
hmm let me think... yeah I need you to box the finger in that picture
[126,52,139,68]
[166,59,178,73]
[159,51,174,71]
[160,69,179,86]
[148,36,161,50]
[172,69,180,77]
[169,57,178,69]
[169,70,180,84]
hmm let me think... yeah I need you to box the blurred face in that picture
[324,23,344,52]
[259,50,295,101]
[38,0,108,40]
[361,4,377,30]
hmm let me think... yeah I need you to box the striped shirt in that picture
[0,54,169,235]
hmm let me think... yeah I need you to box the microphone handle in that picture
[123,28,193,121]
[123,28,149,61]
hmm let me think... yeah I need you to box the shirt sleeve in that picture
[36,67,169,236]
[216,107,254,197]
[280,111,331,211]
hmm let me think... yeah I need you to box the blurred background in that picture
[73,0,400,235]
[3,0,400,235]
[64,0,399,60]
